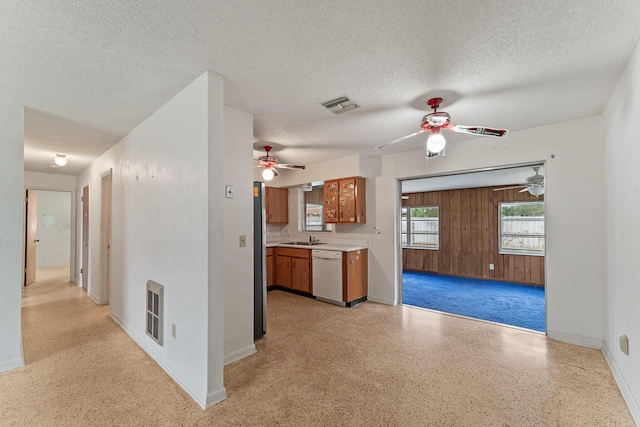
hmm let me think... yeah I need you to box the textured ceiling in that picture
[401,164,544,193]
[2,1,640,175]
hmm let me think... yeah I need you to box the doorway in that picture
[82,185,89,290]
[24,190,73,286]
[399,164,547,332]
[100,172,112,304]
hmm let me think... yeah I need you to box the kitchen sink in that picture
[283,241,326,246]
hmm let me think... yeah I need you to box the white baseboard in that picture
[367,295,395,305]
[88,291,101,305]
[224,344,256,366]
[602,342,640,425]
[74,279,81,287]
[0,357,25,373]
[546,330,603,348]
[206,388,228,408]
[110,311,222,409]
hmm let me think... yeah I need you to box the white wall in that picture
[35,190,71,267]
[273,117,606,347]
[76,71,227,408]
[25,171,78,282]
[0,102,25,372]
[222,106,256,365]
[602,40,640,423]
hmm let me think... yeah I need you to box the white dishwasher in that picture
[312,250,345,306]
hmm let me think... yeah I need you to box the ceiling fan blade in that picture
[492,185,527,192]
[277,164,306,170]
[427,150,440,158]
[450,125,508,138]
[519,187,530,193]
[375,129,427,150]
[272,167,280,176]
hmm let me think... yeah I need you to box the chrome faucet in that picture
[309,235,319,245]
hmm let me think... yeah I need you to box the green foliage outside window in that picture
[501,203,544,217]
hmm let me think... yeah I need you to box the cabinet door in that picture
[266,255,274,286]
[339,178,356,223]
[343,249,368,302]
[324,180,339,223]
[291,258,311,293]
[266,187,289,224]
[275,255,291,288]
[354,177,366,224]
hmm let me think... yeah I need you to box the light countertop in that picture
[266,242,367,252]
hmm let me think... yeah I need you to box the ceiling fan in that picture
[254,145,305,181]
[375,97,509,157]
[493,167,545,197]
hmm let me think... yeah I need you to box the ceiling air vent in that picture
[320,96,359,114]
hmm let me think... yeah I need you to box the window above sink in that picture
[300,182,333,232]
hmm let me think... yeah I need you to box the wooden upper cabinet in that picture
[266,186,288,224]
[324,177,366,224]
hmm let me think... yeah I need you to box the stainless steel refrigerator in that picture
[253,181,267,339]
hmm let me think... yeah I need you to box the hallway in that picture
[0,266,634,426]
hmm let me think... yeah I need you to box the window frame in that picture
[498,201,545,256]
[401,205,440,250]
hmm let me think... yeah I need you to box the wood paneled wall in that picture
[402,186,545,286]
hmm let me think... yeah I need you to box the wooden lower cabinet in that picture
[275,255,292,288]
[266,248,275,287]
[291,258,310,293]
[343,249,368,303]
[275,247,312,294]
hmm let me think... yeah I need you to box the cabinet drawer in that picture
[276,247,311,259]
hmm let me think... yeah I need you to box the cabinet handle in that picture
[269,213,272,220]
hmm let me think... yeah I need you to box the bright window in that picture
[401,206,439,249]
[302,184,331,232]
[499,201,545,255]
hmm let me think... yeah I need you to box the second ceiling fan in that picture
[375,97,509,157]
[494,167,545,197]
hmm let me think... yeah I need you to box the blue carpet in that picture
[402,271,545,332]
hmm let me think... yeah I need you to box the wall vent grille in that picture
[320,96,359,114]
[146,280,163,345]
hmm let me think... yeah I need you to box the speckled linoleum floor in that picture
[0,265,634,426]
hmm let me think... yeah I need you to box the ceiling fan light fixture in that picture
[262,167,275,181]
[528,185,544,197]
[426,132,446,154]
[54,154,67,167]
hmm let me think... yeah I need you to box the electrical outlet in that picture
[620,335,629,355]
[172,323,176,339]
[239,235,246,247]
[489,263,495,270]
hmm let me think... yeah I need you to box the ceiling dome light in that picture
[54,154,67,167]
[262,167,274,181]
[426,132,446,154]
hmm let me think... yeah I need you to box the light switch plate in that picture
[225,185,234,199]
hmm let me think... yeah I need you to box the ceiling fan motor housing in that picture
[422,111,451,131]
